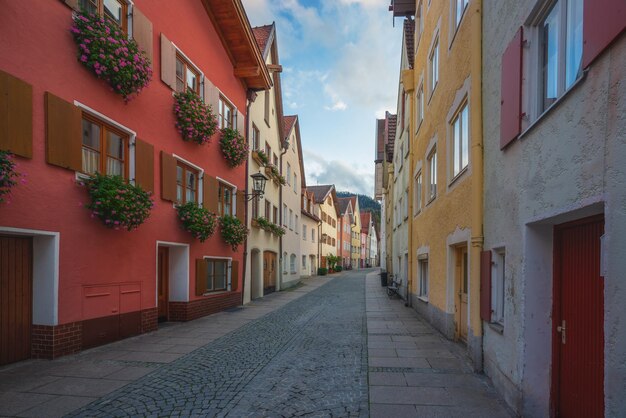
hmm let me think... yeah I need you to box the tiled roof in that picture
[308,185,334,203]
[375,119,385,162]
[349,196,358,211]
[360,212,371,233]
[404,19,415,69]
[385,112,397,163]
[283,115,297,139]
[252,24,273,57]
[336,197,352,215]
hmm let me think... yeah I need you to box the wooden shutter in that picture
[236,190,246,223]
[480,250,492,322]
[160,33,176,90]
[0,71,32,158]
[500,27,523,150]
[582,0,626,68]
[63,0,79,10]
[203,176,219,213]
[195,258,208,296]
[203,77,220,114]
[132,6,153,64]
[230,260,239,292]
[45,92,82,170]
[235,108,245,134]
[134,138,154,193]
[160,151,177,201]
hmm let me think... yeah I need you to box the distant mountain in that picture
[336,191,381,217]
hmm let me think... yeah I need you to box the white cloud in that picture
[303,149,374,196]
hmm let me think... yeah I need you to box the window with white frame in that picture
[251,124,260,151]
[293,174,297,193]
[415,1,424,48]
[290,254,296,273]
[429,35,439,95]
[428,148,437,201]
[416,83,424,130]
[455,0,469,29]
[283,252,288,273]
[451,102,469,178]
[218,96,236,129]
[414,171,422,214]
[312,228,315,242]
[287,163,291,185]
[302,225,307,240]
[418,257,428,299]
[302,255,306,269]
[538,0,583,113]
[295,215,299,233]
[289,209,293,230]
[283,204,288,226]
[492,250,506,325]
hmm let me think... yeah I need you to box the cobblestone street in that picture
[0,270,513,417]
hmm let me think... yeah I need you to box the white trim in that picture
[171,41,205,98]
[172,154,204,206]
[74,101,137,136]
[0,227,60,326]
[202,256,234,291]
[216,176,238,216]
[156,241,190,304]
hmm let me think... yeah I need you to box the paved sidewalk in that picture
[0,276,332,418]
[365,270,513,418]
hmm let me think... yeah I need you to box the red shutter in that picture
[500,27,523,150]
[480,250,492,322]
[582,0,626,69]
[160,151,177,202]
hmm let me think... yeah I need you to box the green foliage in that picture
[254,216,285,236]
[0,151,20,204]
[335,265,343,272]
[220,128,248,167]
[173,91,218,145]
[70,12,152,101]
[318,267,328,276]
[82,173,153,231]
[326,254,341,270]
[255,150,269,165]
[220,215,248,251]
[176,202,217,242]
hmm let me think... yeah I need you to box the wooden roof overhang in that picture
[388,0,415,17]
[202,0,272,90]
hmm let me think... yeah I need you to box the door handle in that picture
[557,320,566,344]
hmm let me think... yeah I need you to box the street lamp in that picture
[245,171,269,201]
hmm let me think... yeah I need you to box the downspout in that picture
[279,143,288,290]
[241,90,254,306]
[401,68,415,307]
[469,0,484,371]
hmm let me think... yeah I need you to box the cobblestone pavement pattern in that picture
[67,273,368,417]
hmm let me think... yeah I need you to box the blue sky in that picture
[242,0,403,196]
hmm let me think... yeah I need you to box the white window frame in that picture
[450,101,470,180]
[290,254,296,274]
[414,170,423,215]
[428,34,440,99]
[427,147,437,202]
[418,255,429,301]
[201,256,233,293]
[416,81,424,132]
[216,176,238,215]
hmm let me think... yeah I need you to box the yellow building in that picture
[391,0,484,368]
[307,185,339,269]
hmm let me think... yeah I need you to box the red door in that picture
[157,247,169,321]
[552,215,604,417]
[0,236,33,366]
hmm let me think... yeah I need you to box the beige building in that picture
[307,185,339,269]
[300,190,320,277]
[244,23,284,302]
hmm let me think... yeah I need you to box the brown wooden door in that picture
[0,236,32,366]
[157,247,169,322]
[456,246,468,343]
[552,215,604,418]
[263,251,276,294]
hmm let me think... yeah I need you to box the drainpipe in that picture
[401,67,415,308]
[278,143,288,290]
[240,89,256,306]
[469,0,485,371]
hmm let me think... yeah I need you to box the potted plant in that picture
[220,128,248,167]
[0,151,21,204]
[70,12,152,101]
[173,91,218,145]
[176,202,217,242]
[270,223,286,237]
[251,149,269,166]
[219,215,248,251]
[318,267,328,276]
[253,216,270,230]
[81,173,153,230]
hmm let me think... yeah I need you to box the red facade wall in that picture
[0,1,246,331]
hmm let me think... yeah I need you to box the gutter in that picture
[240,90,254,306]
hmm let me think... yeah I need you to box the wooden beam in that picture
[267,64,283,73]
[234,66,260,78]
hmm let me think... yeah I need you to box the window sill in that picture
[427,83,438,105]
[518,72,587,142]
[417,295,429,303]
[449,166,468,187]
[201,290,229,297]
[488,322,504,334]
[426,195,436,206]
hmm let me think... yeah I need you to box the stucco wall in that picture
[281,128,302,287]
[482,1,626,415]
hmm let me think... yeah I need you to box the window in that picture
[273,154,278,167]
[416,84,424,130]
[218,183,234,216]
[290,254,296,273]
[289,209,293,230]
[418,257,428,299]
[539,0,583,112]
[492,250,506,324]
[428,148,437,201]
[252,124,260,151]
[332,238,336,247]
[218,96,235,129]
[293,174,297,193]
[455,0,469,28]
[251,196,259,220]
[283,252,288,273]
[451,103,469,177]
[265,142,271,160]
[81,114,128,178]
[429,36,439,94]
[295,215,299,233]
[332,219,336,228]
[302,255,306,269]
[283,204,288,226]
[312,228,315,242]
[203,259,228,292]
[302,225,307,240]
[415,1,424,47]
[265,200,271,219]
[80,0,128,32]
[273,206,278,224]
[176,161,199,204]
[414,171,422,214]
[287,163,291,185]
[264,90,270,125]
[175,54,200,94]
[403,190,409,220]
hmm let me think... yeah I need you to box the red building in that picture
[0,0,270,365]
